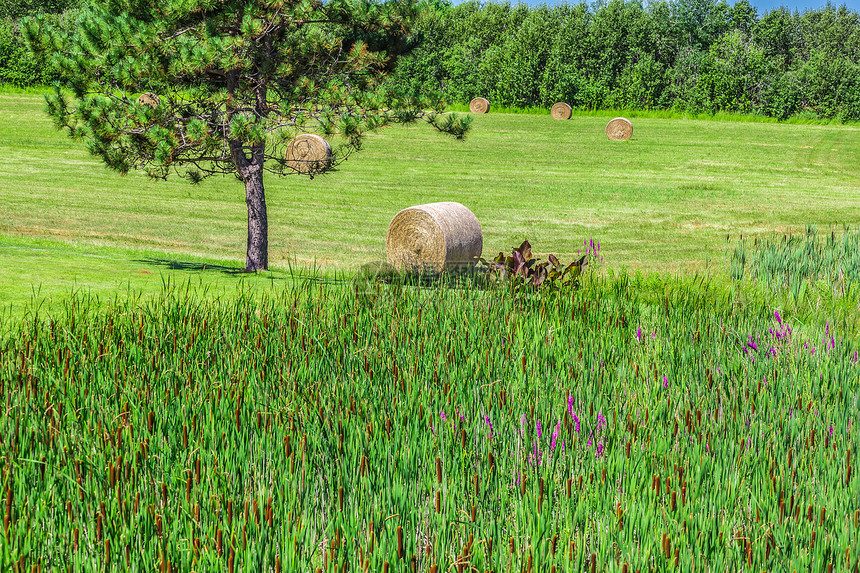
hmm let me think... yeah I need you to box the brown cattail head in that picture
[436,458,442,483]
[538,478,544,509]
[397,526,404,559]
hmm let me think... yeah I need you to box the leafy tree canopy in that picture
[24,0,470,269]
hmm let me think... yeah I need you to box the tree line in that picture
[387,0,860,121]
[3,0,860,121]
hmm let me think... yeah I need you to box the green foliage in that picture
[0,0,80,19]
[0,14,67,86]
[22,0,469,181]
[7,0,860,121]
[383,0,860,121]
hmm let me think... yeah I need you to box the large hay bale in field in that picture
[551,102,572,120]
[285,134,332,174]
[137,93,160,108]
[386,202,482,274]
[469,97,490,114]
[605,117,633,140]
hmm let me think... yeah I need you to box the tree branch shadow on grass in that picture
[135,257,281,278]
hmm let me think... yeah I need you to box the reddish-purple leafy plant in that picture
[481,240,588,288]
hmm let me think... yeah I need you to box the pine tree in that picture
[24,0,470,270]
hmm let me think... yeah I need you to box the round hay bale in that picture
[137,93,160,109]
[551,102,572,120]
[386,202,482,274]
[285,134,332,174]
[469,97,490,114]
[605,117,633,140]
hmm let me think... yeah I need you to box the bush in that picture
[0,0,81,87]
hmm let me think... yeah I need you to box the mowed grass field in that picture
[1,91,859,309]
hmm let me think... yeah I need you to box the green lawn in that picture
[0,235,304,315]
[1,91,859,310]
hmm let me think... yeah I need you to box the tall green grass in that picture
[731,226,860,301]
[1,267,857,571]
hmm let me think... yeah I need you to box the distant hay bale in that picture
[285,134,332,174]
[386,202,483,274]
[469,97,490,114]
[137,93,160,108]
[551,102,572,120]
[605,117,633,140]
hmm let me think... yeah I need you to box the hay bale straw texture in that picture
[386,202,483,274]
[285,134,332,174]
[137,93,160,108]
[469,97,490,114]
[605,117,633,140]
[551,102,572,120]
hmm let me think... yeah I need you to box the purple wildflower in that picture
[663,375,668,388]
[636,328,642,341]
[746,335,758,351]
[568,405,581,432]
[551,421,561,451]
[439,409,446,421]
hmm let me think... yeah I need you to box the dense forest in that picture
[386,0,860,120]
[2,0,860,120]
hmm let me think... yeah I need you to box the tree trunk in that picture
[243,165,268,271]
[231,140,268,271]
